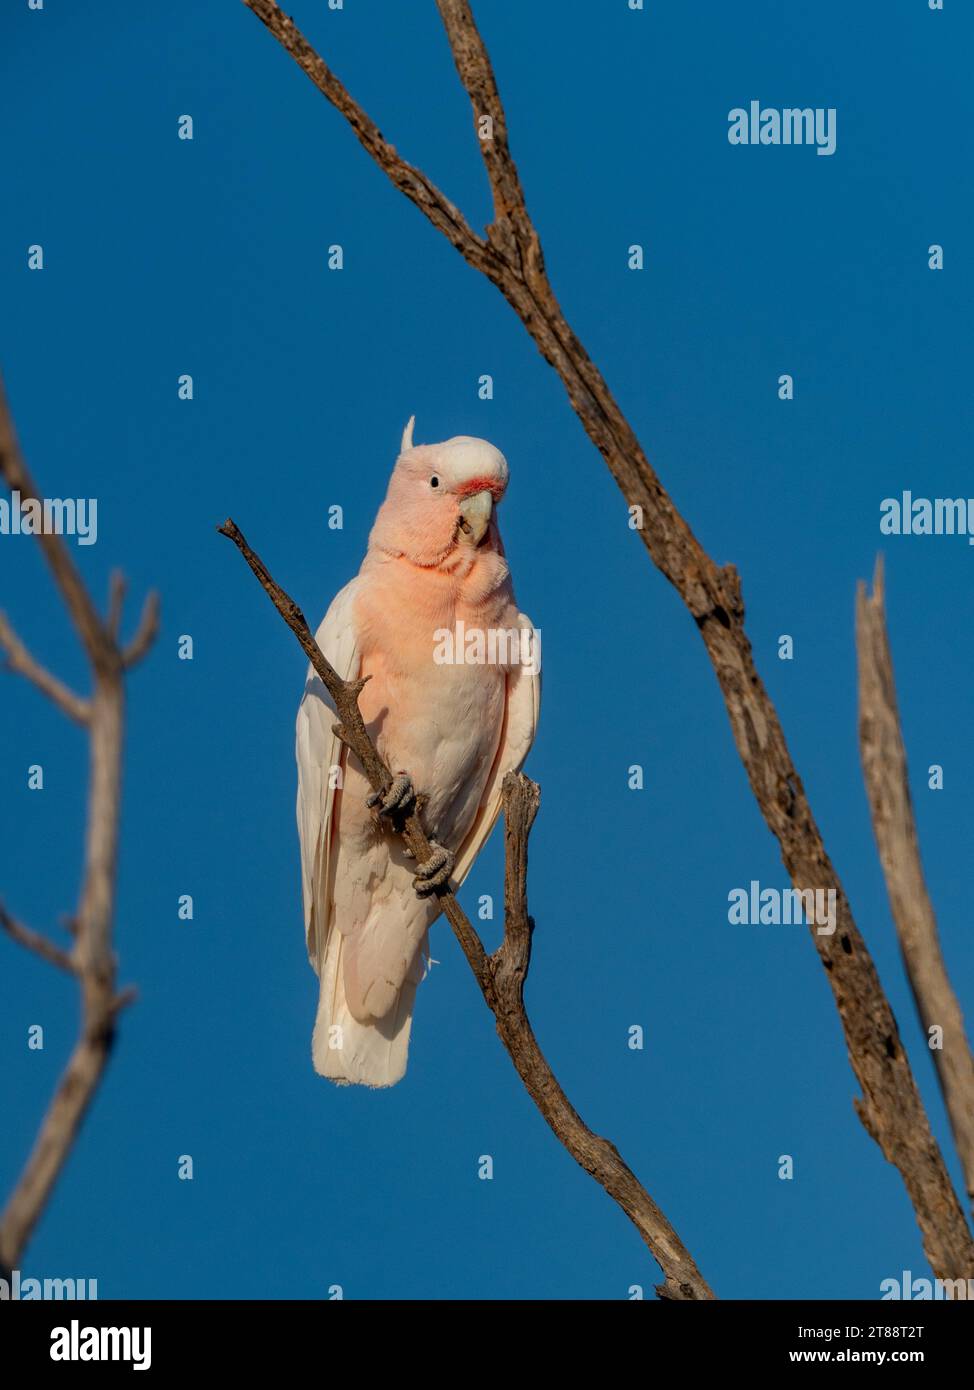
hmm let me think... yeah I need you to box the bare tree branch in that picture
[435,0,544,284]
[0,378,115,676]
[238,0,974,1278]
[108,573,160,668]
[107,572,126,640]
[219,517,713,1300]
[0,610,91,725]
[121,590,161,669]
[0,904,77,976]
[241,0,491,272]
[857,557,974,1218]
[0,374,158,1277]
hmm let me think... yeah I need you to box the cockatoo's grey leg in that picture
[366,773,451,885]
[366,771,414,816]
[413,840,455,895]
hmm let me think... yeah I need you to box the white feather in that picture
[295,578,361,966]
[451,613,541,887]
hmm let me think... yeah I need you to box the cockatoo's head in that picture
[369,416,510,569]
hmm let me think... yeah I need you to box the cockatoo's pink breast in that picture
[352,547,518,844]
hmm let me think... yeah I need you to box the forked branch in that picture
[239,0,974,1278]
[0,375,158,1276]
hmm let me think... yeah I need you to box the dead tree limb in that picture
[238,0,974,1277]
[218,517,714,1301]
[0,905,77,977]
[0,374,158,1276]
[857,557,974,1218]
[0,611,91,724]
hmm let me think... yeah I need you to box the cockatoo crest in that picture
[371,424,509,568]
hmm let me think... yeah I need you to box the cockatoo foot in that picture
[366,771,415,816]
[413,840,455,896]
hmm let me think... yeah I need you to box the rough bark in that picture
[857,557,974,1220]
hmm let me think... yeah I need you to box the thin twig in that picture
[219,517,714,1300]
[107,572,126,639]
[857,557,974,1218]
[0,610,91,725]
[122,591,161,669]
[239,0,974,1279]
[0,904,77,976]
[0,378,115,676]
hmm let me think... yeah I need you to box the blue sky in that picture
[1,0,970,1299]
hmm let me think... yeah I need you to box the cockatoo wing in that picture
[451,612,540,887]
[295,577,362,968]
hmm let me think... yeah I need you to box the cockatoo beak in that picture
[458,489,493,545]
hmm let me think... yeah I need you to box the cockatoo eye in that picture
[429,475,440,489]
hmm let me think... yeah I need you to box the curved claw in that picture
[366,771,415,817]
[413,841,455,896]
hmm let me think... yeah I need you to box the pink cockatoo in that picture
[295,418,540,1088]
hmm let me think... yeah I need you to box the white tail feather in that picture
[312,927,417,1089]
